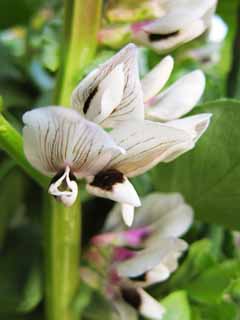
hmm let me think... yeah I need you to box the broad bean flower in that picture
[99,0,217,53]
[23,44,210,226]
[82,192,193,319]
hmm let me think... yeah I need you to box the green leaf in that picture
[0,0,43,29]
[151,100,240,230]
[83,291,114,320]
[161,291,191,320]
[197,301,239,320]
[0,225,43,314]
[0,168,24,247]
[186,260,240,304]
[168,239,217,290]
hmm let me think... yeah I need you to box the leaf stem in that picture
[0,114,48,188]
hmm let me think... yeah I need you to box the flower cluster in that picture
[82,192,193,319]
[22,44,210,226]
[99,0,217,53]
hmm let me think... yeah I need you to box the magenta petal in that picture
[113,247,136,262]
[123,227,151,246]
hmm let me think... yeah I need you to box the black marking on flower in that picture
[49,169,77,191]
[148,30,179,42]
[83,87,98,114]
[121,287,141,310]
[90,169,124,191]
[129,273,147,282]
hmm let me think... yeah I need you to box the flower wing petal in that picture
[142,56,174,102]
[146,70,205,121]
[109,120,193,177]
[116,238,185,277]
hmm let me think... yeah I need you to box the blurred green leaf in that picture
[83,291,113,320]
[71,281,93,317]
[151,100,240,230]
[161,291,191,320]
[0,0,43,29]
[0,168,24,247]
[0,225,43,314]
[226,277,240,302]
[168,239,217,290]
[196,301,239,320]
[186,260,240,304]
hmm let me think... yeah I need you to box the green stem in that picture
[54,0,102,106]
[0,114,48,188]
[45,1,103,320]
[44,198,81,320]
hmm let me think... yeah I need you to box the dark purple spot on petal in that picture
[83,87,98,114]
[90,169,124,191]
[121,287,141,309]
[148,30,179,42]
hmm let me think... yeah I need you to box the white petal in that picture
[208,15,228,43]
[147,70,206,121]
[113,300,138,320]
[144,0,217,34]
[133,193,184,227]
[73,64,125,124]
[86,173,141,207]
[116,238,184,278]
[146,264,171,284]
[122,204,135,227]
[109,120,193,177]
[141,56,174,102]
[23,107,123,178]
[104,192,184,231]
[152,203,193,238]
[143,241,187,286]
[48,166,78,207]
[166,113,212,143]
[120,287,165,320]
[138,289,165,320]
[72,43,144,128]
[133,19,205,54]
[132,0,217,53]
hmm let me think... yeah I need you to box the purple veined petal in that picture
[108,119,193,177]
[22,106,123,179]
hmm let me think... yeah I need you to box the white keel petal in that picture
[121,204,135,227]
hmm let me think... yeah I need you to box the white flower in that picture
[22,107,124,206]
[142,55,212,154]
[22,44,209,226]
[86,192,193,319]
[23,107,193,225]
[132,0,217,53]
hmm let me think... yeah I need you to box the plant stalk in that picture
[45,1,103,320]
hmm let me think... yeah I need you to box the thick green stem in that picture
[0,114,48,188]
[45,1,103,320]
[44,198,81,320]
[54,0,102,106]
